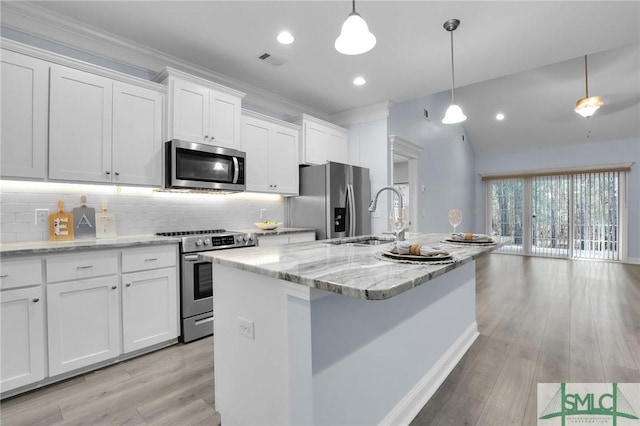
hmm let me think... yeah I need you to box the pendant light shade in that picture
[574,55,603,118]
[442,18,466,124]
[335,0,376,55]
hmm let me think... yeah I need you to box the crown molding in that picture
[0,2,329,120]
[330,101,393,126]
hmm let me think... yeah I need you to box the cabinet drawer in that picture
[122,245,177,273]
[0,258,43,290]
[46,251,118,283]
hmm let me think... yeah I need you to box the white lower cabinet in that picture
[258,232,316,247]
[0,286,45,393]
[122,267,178,353]
[47,276,121,376]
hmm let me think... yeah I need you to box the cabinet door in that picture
[269,126,299,195]
[242,116,271,192]
[303,121,328,165]
[257,235,290,247]
[112,82,164,186]
[47,276,120,376]
[49,66,113,182]
[171,79,209,143]
[328,130,348,164]
[209,89,241,149]
[0,50,48,179]
[0,287,45,393]
[122,267,178,353]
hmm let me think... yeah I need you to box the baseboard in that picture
[378,322,479,426]
[627,257,640,265]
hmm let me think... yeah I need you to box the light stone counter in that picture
[230,226,315,237]
[199,232,499,300]
[0,235,179,257]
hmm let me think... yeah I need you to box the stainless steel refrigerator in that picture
[290,161,371,240]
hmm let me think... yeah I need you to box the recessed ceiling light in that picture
[353,76,366,86]
[277,31,294,45]
[496,113,505,121]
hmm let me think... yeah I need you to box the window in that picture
[485,168,627,261]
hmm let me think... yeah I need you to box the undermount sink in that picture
[326,237,395,247]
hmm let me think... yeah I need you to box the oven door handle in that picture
[232,157,239,184]
[184,254,201,262]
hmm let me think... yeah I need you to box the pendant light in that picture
[335,0,376,55]
[442,19,467,124]
[574,55,603,118]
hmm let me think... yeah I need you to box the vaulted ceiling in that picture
[2,1,639,155]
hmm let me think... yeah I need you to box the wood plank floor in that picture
[2,254,639,425]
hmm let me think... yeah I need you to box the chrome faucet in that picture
[369,186,405,241]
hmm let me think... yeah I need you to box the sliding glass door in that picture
[486,170,626,261]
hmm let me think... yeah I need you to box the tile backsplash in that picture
[0,181,285,243]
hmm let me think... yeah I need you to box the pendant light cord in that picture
[450,30,456,103]
[352,0,356,13]
[584,55,589,98]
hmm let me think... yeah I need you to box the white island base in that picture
[213,261,478,426]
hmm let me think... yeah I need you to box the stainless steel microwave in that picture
[165,140,246,192]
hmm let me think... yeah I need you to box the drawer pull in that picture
[126,283,131,287]
[32,298,39,303]
[144,258,158,262]
[76,265,94,270]
[111,286,117,290]
[0,274,8,278]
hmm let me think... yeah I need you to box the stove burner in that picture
[156,229,226,237]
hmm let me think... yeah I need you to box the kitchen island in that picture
[200,233,500,426]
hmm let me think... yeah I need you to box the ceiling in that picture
[3,1,640,156]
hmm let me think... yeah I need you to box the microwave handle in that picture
[232,157,239,184]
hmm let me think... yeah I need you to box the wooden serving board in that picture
[49,200,74,241]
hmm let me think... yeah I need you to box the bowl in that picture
[255,221,281,230]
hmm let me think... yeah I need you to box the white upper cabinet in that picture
[241,111,299,196]
[112,82,164,186]
[293,114,348,166]
[49,65,113,183]
[49,65,164,186]
[1,50,49,179]
[156,67,245,150]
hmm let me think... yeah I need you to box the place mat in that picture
[375,251,457,265]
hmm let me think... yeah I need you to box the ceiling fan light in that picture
[335,12,376,55]
[574,95,603,118]
[442,104,467,124]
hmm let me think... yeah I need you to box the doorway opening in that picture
[388,135,422,232]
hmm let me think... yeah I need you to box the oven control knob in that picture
[195,239,203,247]
[236,235,245,243]
[204,238,211,245]
[248,235,255,242]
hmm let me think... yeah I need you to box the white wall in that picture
[474,137,640,260]
[388,91,476,233]
[347,118,389,235]
[394,161,409,184]
[0,181,284,243]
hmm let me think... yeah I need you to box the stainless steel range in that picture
[156,229,256,342]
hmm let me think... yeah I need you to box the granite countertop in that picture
[199,232,502,301]
[0,235,179,257]
[232,227,316,237]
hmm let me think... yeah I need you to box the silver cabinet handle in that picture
[144,258,158,262]
[111,286,117,290]
[32,298,39,303]
[204,135,209,139]
[0,274,8,278]
[126,283,131,287]
[105,171,111,175]
[76,265,93,270]
[114,172,120,176]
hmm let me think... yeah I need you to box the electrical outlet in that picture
[35,208,49,225]
[237,317,255,340]
[260,208,267,220]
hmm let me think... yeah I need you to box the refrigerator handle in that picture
[347,184,356,237]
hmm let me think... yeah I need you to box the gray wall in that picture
[388,91,476,233]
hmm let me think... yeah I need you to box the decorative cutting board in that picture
[95,201,117,239]
[72,195,96,239]
[49,200,74,241]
